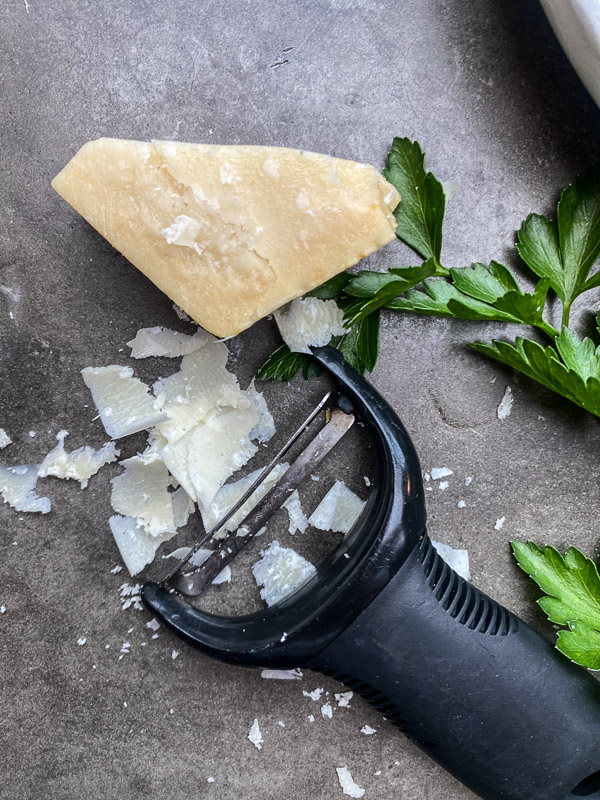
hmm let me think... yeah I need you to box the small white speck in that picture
[280,632,288,642]
[374,770,382,776]
[465,476,473,486]
[361,724,376,735]
[77,637,87,646]
[363,476,371,487]
[105,644,110,650]
[152,633,159,640]
[207,776,214,783]
[424,472,430,481]
[0,605,6,614]
[497,386,514,420]
[110,565,123,574]
[169,708,174,715]
[127,627,134,634]
[278,720,286,727]
[538,414,545,421]
[321,702,333,719]
[310,474,320,481]
[494,516,506,531]
[28,431,36,438]
[172,649,179,660]
[439,481,449,491]
[431,467,453,480]
[308,714,315,722]
[92,665,97,669]
[425,486,433,491]
[120,642,131,654]
[457,500,466,509]
[123,702,128,708]
[146,618,160,631]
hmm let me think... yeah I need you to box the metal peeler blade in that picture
[163,393,355,597]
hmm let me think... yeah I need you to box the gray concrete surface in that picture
[2,1,600,798]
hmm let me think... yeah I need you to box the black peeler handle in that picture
[308,533,600,800]
[142,346,600,800]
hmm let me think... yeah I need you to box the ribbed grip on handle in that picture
[308,535,600,800]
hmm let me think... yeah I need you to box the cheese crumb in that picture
[432,540,470,581]
[431,467,453,480]
[497,386,514,420]
[39,430,119,488]
[127,326,211,358]
[336,766,365,798]
[308,481,365,534]
[321,702,333,719]
[457,499,466,508]
[439,481,449,491]
[274,297,347,354]
[282,489,308,534]
[248,718,263,750]
[77,637,87,646]
[252,541,316,606]
[160,214,203,247]
[146,618,160,631]
[0,429,12,449]
[171,649,179,660]
[303,688,324,702]
[495,516,506,531]
[361,724,376,735]
[260,668,303,680]
[335,691,353,707]
[0,464,51,514]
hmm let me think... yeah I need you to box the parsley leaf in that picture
[517,171,600,322]
[511,541,600,670]
[471,329,600,416]
[255,344,321,383]
[383,137,446,268]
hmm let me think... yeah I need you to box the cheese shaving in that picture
[308,481,365,534]
[109,515,176,576]
[171,486,195,529]
[252,540,316,606]
[260,668,303,680]
[38,430,119,488]
[127,326,212,358]
[199,463,288,534]
[162,404,259,508]
[274,297,347,354]
[431,540,470,581]
[246,382,276,444]
[282,489,308,534]
[81,365,167,439]
[0,464,51,513]
[111,456,176,536]
[0,429,12,449]
[336,767,365,798]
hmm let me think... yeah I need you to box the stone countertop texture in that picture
[2,1,600,798]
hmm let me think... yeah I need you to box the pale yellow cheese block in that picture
[52,139,400,338]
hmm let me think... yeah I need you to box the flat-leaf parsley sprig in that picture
[258,138,600,420]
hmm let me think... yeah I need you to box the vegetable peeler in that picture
[142,346,600,800]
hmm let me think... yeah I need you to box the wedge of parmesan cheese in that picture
[52,139,400,337]
[127,326,212,358]
[0,464,51,514]
[252,540,316,606]
[110,456,175,536]
[275,297,347,354]
[309,481,365,534]
[38,430,119,488]
[81,365,167,439]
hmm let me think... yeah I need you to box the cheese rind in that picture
[52,139,400,337]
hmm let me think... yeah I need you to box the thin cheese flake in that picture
[252,540,316,607]
[109,515,176,576]
[336,767,365,799]
[248,718,263,750]
[52,139,400,338]
[282,489,308,534]
[274,297,347,354]
[171,486,195,529]
[432,540,470,581]
[127,325,212,358]
[260,668,303,680]
[81,365,167,439]
[0,429,12,449]
[199,463,289,534]
[38,430,119,488]
[309,481,365,534]
[111,456,176,536]
[0,464,51,514]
